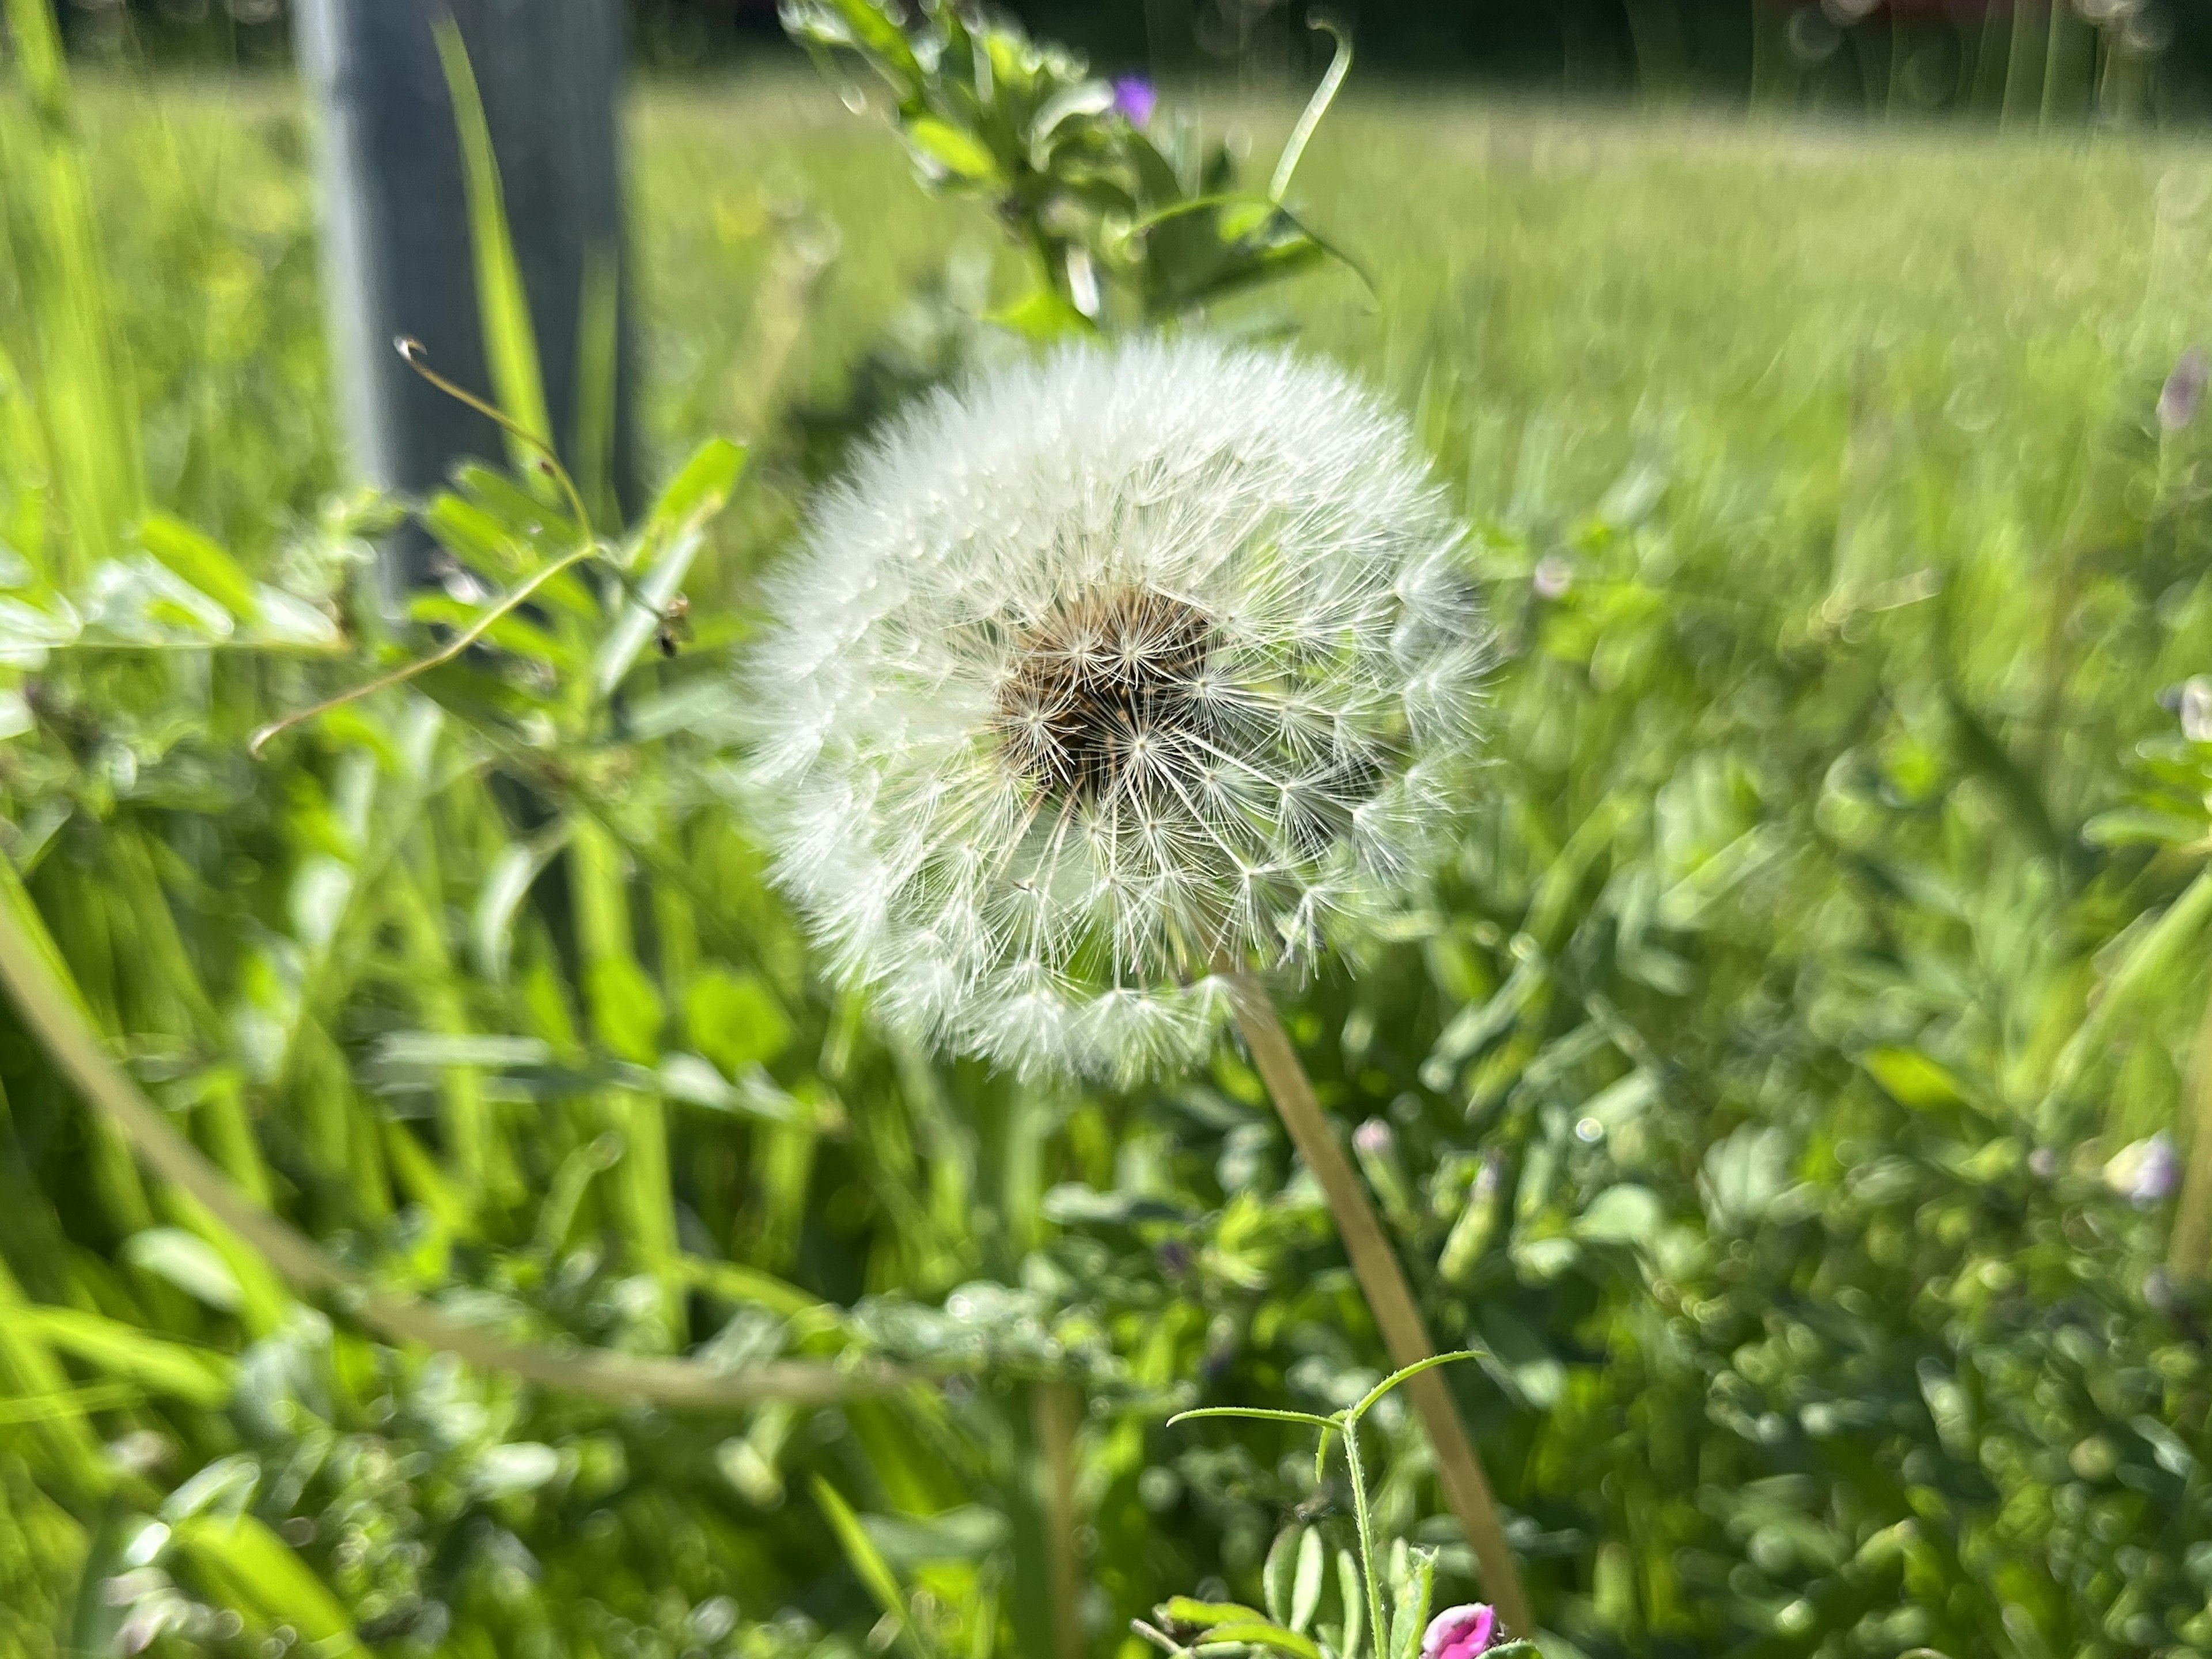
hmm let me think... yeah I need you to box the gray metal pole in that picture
[297,0,637,600]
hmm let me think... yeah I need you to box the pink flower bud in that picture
[1422,1603,1498,1659]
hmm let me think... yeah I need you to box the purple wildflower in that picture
[2105,1132,2181,1207]
[2162,349,2209,432]
[2182,675,2212,744]
[1113,75,1158,127]
[1532,554,1573,600]
[1422,1604,1498,1659]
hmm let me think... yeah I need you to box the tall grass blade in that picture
[0,0,144,586]
[432,21,554,469]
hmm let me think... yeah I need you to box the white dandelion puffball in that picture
[748,336,1487,1081]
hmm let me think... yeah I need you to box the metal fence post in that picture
[296,0,636,600]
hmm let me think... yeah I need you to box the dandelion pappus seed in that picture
[745,338,1490,1081]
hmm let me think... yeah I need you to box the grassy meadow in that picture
[6,48,2212,1659]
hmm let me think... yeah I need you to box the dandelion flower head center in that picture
[994,586,1223,803]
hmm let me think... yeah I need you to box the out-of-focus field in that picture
[52,77,2212,828]
[55,74,2212,541]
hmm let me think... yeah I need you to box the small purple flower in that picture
[1422,1604,1498,1659]
[1113,75,1158,127]
[2105,1131,2181,1207]
[2161,347,2209,432]
[2146,1266,2180,1315]
[2181,675,2212,743]
[1532,554,1573,601]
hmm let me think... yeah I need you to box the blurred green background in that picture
[7,2,2212,1658]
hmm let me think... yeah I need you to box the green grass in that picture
[6,59,2212,1659]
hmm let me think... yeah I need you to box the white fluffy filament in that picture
[747,338,1487,1081]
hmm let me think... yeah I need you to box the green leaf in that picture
[1574,1184,1663,1246]
[472,824,573,984]
[434,21,554,467]
[2082,806,2205,847]
[585,956,667,1066]
[1162,1600,1272,1629]
[1345,1350,1486,1425]
[862,1505,1010,1567]
[687,965,795,1073]
[2046,866,2212,1109]
[137,513,257,619]
[1862,1047,1969,1111]
[906,116,1000,181]
[786,0,922,92]
[811,1477,932,1659]
[169,1514,366,1655]
[674,1253,823,1319]
[1336,1550,1363,1659]
[8,1307,233,1408]
[1196,1622,1325,1659]
[1386,1547,1436,1659]
[1263,1525,1302,1628]
[1290,1525,1325,1635]
[987,282,1094,341]
[634,436,747,563]
[120,1227,244,1313]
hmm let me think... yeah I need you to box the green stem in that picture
[1341,1419,1388,1659]
[570,815,681,1343]
[2166,984,2212,1281]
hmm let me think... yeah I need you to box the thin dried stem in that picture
[248,541,596,756]
[1226,971,1533,1637]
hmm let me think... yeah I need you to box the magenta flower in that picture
[1422,1604,1498,1659]
[1113,75,1158,127]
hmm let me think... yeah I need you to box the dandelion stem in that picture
[1226,971,1532,1637]
[1035,1380,1088,1659]
[2167,982,2212,1280]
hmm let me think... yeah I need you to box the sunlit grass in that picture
[5,62,2212,1658]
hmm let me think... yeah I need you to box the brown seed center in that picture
[993,588,1216,801]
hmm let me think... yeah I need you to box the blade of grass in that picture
[569,815,681,1342]
[0,854,919,1408]
[575,240,622,530]
[0,0,145,587]
[432,20,554,475]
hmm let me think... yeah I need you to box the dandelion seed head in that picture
[747,336,1487,1080]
